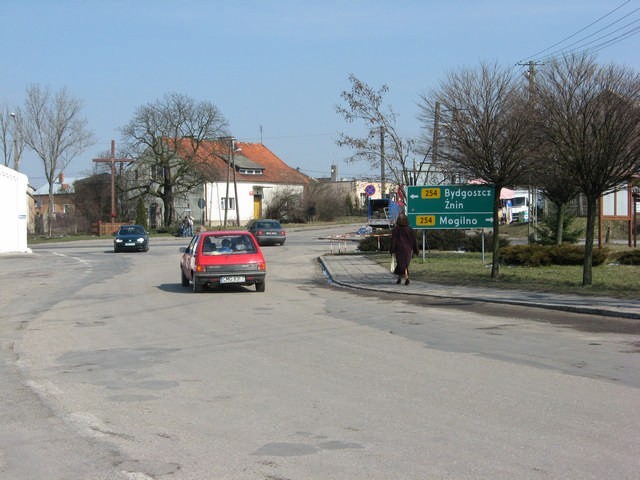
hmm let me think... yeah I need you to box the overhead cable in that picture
[517,0,639,63]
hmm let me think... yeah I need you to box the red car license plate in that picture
[220,275,245,284]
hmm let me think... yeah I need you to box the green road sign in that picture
[407,184,495,229]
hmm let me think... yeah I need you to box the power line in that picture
[537,10,640,62]
[517,0,639,63]
[584,24,640,55]
[241,132,335,143]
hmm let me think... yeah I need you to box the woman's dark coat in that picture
[390,223,419,275]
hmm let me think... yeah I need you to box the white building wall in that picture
[0,165,29,253]
[206,181,304,226]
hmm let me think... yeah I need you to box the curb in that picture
[317,256,640,320]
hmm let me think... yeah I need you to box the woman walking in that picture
[390,213,419,285]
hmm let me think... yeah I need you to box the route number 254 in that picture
[415,215,435,226]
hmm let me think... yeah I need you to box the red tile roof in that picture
[177,139,311,185]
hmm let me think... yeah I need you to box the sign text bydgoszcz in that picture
[407,185,495,229]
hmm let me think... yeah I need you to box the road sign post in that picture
[407,185,495,229]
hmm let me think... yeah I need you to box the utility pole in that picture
[9,112,21,172]
[517,60,542,104]
[223,138,230,228]
[432,101,441,166]
[380,126,385,198]
[92,140,133,225]
[232,138,240,226]
[517,61,542,243]
[527,60,536,101]
[219,136,240,227]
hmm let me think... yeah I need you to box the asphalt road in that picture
[0,226,638,479]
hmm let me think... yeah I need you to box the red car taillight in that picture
[196,264,205,272]
[257,262,266,271]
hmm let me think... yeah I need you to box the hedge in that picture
[500,244,608,267]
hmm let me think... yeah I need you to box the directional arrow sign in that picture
[407,184,495,229]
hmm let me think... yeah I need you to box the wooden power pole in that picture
[380,126,385,198]
[92,140,133,224]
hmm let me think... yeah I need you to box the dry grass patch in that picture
[371,251,640,299]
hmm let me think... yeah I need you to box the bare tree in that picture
[417,62,534,278]
[535,54,640,285]
[0,104,26,169]
[120,92,228,227]
[74,173,112,225]
[336,74,427,190]
[531,147,580,245]
[20,85,94,235]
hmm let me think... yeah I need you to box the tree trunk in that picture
[491,192,501,279]
[48,187,55,237]
[163,194,173,228]
[555,202,565,245]
[163,172,174,227]
[582,196,598,286]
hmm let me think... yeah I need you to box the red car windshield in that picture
[201,234,257,255]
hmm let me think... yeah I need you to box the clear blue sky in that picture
[2,0,638,187]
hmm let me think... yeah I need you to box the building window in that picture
[238,168,262,175]
[221,197,235,210]
[151,164,163,182]
[63,204,73,214]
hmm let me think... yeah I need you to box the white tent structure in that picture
[0,164,30,254]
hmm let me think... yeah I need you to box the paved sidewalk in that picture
[319,254,640,320]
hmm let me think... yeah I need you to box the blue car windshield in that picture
[120,226,145,235]
[257,221,280,229]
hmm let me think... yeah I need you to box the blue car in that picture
[247,219,286,246]
[113,224,149,252]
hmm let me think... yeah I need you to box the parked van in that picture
[367,198,401,229]
[504,189,530,223]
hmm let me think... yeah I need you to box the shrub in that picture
[265,188,305,222]
[535,205,583,245]
[424,230,467,251]
[302,183,354,222]
[462,231,510,252]
[358,230,392,252]
[500,245,552,266]
[549,244,607,266]
[359,229,511,253]
[612,249,640,265]
[500,244,608,266]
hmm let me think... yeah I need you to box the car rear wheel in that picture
[255,281,265,292]
[192,274,202,293]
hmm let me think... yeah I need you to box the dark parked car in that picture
[247,219,286,246]
[180,231,267,293]
[113,225,149,252]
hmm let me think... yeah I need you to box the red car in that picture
[180,231,267,293]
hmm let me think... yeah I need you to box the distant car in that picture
[113,224,149,252]
[247,219,286,246]
[180,230,267,293]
